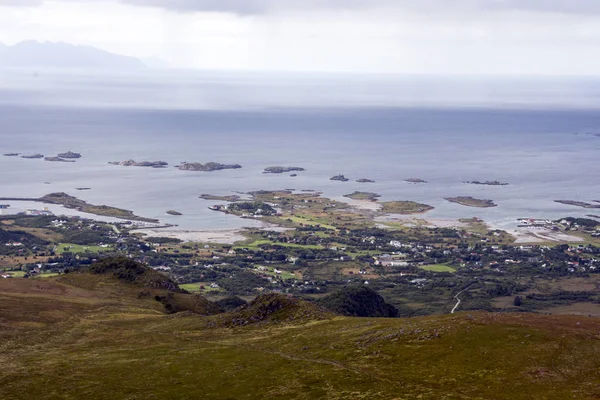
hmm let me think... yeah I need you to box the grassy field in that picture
[179,282,203,292]
[2,273,600,399]
[235,238,323,250]
[287,215,337,230]
[56,243,112,254]
[419,264,457,273]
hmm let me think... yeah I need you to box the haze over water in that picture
[1,70,599,231]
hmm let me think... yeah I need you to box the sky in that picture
[1,0,600,74]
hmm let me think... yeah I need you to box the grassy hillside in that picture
[2,264,600,399]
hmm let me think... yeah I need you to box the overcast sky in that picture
[1,0,600,74]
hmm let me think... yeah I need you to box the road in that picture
[451,290,464,314]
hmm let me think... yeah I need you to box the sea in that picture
[0,69,599,232]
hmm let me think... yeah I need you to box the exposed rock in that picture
[445,196,497,208]
[330,174,349,182]
[263,166,305,174]
[57,151,82,159]
[109,160,168,168]
[177,162,242,171]
[45,156,75,163]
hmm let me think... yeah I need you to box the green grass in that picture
[3,270,25,277]
[35,272,60,279]
[235,239,323,250]
[2,274,600,399]
[56,243,112,254]
[419,264,457,273]
[287,215,337,230]
[179,282,202,292]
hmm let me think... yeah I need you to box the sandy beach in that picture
[136,228,247,244]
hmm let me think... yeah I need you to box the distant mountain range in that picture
[0,41,162,70]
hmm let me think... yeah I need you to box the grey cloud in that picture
[4,0,600,15]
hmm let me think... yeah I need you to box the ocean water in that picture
[0,70,599,231]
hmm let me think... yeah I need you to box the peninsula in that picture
[199,194,242,202]
[109,160,168,168]
[177,162,242,171]
[343,191,381,201]
[380,201,435,214]
[0,192,159,223]
[555,200,600,209]
[446,196,497,208]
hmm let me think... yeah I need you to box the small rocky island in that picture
[58,151,82,159]
[465,180,509,186]
[406,178,427,183]
[356,178,375,183]
[3,153,19,157]
[176,162,242,171]
[330,174,349,182]
[263,166,305,174]
[166,210,183,216]
[446,196,497,208]
[344,191,381,201]
[109,160,168,168]
[22,154,44,159]
[45,156,76,163]
[555,200,600,209]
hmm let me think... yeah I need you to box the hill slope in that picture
[1,265,600,399]
[318,286,399,317]
[0,41,145,70]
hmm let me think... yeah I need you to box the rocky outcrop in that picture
[177,162,242,171]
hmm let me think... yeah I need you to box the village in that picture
[2,195,600,315]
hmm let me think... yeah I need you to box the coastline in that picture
[136,228,247,244]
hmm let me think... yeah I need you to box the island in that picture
[465,180,509,186]
[290,174,298,177]
[406,178,427,183]
[380,201,434,214]
[356,178,375,183]
[22,154,44,159]
[58,151,82,159]
[3,153,19,157]
[555,200,600,209]
[45,157,75,163]
[166,210,183,216]
[445,196,497,208]
[263,166,305,174]
[199,194,242,202]
[0,192,159,223]
[75,188,91,191]
[176,162,242,172]
[330,175,349,182]
[109,160,168,168]
[343,191,381,202]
